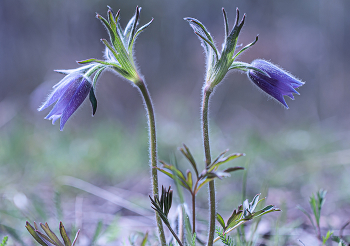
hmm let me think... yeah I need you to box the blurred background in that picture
[1,0,350,245]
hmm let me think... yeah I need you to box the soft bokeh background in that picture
[1,0,350,245]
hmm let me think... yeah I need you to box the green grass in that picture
[0,115,349,245]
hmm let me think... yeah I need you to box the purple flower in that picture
[248,59,304,108]
[38,74,92,130]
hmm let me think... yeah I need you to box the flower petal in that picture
[38,74,82,111]
[60,78,92,131]
[248,72,289,108]
[248,59,304,108]
[44,76,82,121]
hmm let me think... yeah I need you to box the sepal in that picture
[89,87,97,116]
[184,17,218,63]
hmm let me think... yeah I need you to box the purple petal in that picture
[38,74,82,111]
[60,78,92,131]
[248,72,289,108]
[248,59,304,108]
[44,76,82,121]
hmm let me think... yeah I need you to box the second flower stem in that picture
[137,79,166,246]
[202,86,216,246]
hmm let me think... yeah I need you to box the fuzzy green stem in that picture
[137,79,166,246]
[167,224,184,246]
[192,193,196,234]
[202,86,216,246]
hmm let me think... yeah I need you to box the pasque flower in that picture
[186,9,304,245]
[185,8,304,108]
[38,73,93,131]
[248,59,304,108]
[39,6,153,130]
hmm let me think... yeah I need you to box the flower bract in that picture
[185,8,260,90]
[78,6,153,84]
[38,74,92,130]
[248,59,304,108]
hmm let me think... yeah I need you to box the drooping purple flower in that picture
[38,74,92,130]
[248,59,304,108]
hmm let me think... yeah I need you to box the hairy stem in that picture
[167,224,184,246]
[137,80,166,246]
[202,86,216,246]
[192,193,196,234]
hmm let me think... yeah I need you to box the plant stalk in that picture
[202,86,216,246]
[137,79,166,246]
[192,193,196,234]
[167,224,184,246]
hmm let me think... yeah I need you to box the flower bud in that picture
[39,74,92,130]
[248,59,304,108]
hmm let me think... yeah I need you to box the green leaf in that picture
[208,153,245,172]
[190,233,196,246]
[194,31,219,61]
[96,14,117,49]
[35,231,56,246]
[332,236,347,246]
[158,161,190,190]
[97,12,133,72]
[216,227,235,246]
[184,17,217,60]
[249,194,261,213]
[0,236,8,246]
[322,230,333,245]
[196,178,214,192]
[101,39,120,64]
[128,7,140,48]
[59,222,71,246]
[186,170,193,190]
[124,11,136,38]
[71,230,80,246]
[40,223,64,246]
[232,35,258,61]
[251,205,281,219]
[184,17,214,43]
[154,167,175,180]
[110,65,133,80]
[90,221,103,246]
[225,8,245,56]
[54,192,63,221]
[297,205,317,232]
[206,171,230,180]
[179,144,198,178]
[129,18,153,54]
[26,222,47,246]
[222,8,229,40]
[316,189,327,226]
[107,8,116,34]
[211,149,228,168]
[141,232,148,246]
[0,224,24,245]
[216,213,226,229]
[77,58,112,66]
[223,167,244,173]
[226,210,243,229]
